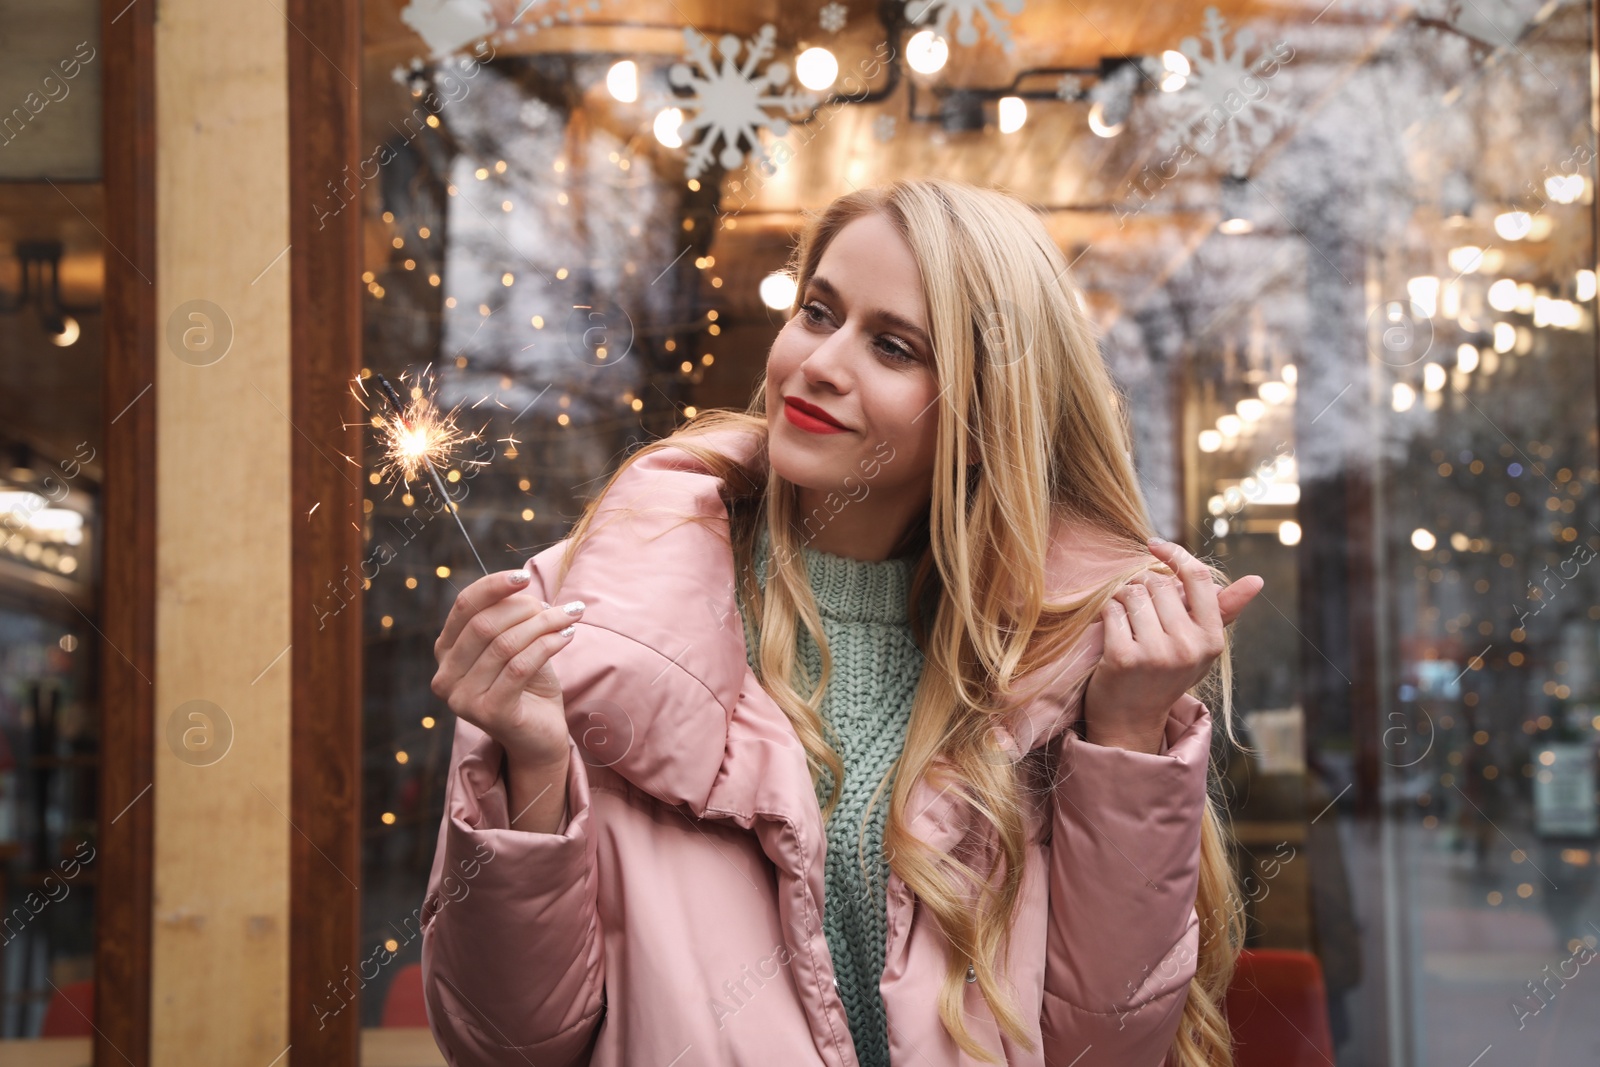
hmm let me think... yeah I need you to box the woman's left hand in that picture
[1080,537,1265,754]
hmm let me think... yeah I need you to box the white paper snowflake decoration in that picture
[668,24,818,179]
[1159,7,1292,177]
[905,0,1025,54]
[820,2,848,33]
[400,0,495,58]
[1055,74,1084,101]
[873,114,897,142]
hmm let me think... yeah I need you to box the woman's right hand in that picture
[431,566,585,769]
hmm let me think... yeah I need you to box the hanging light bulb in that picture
[1218,174,1252,234]
[907,30,948,74]
[997,96,1027,133]
[1087,61,1137,137]
[796,47,838,90]
[46,313,79,347]
[606,60,638,103]
[1160,50,1190,91]
[1087,102,1123,137]
[653,107,683,148]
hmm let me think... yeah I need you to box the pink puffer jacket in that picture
[420,425,1213,1066]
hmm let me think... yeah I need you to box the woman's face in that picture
[764,211,942,552]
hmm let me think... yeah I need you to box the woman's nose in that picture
[800,328,854,389]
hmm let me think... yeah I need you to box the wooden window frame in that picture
[96,0,364,1063]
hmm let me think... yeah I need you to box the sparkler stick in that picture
[369,371,489,576]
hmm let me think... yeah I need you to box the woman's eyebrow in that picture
[808,274,931,351]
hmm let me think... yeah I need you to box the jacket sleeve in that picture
[420,720,604,1066]
[1040,693,1212,1067]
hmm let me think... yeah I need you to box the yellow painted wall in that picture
[152,0,290,1061]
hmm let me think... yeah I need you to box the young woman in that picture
[421,178,1264,1067]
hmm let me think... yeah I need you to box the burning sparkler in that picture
[353,368,489,576]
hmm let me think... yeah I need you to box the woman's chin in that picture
[766,439,837,492]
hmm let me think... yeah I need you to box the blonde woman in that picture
[422,178,1264,1067]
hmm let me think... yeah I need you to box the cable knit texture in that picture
[735,525,921,1067]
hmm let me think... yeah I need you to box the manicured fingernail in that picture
[541,601,551,609]
[562,600,586,615]
[560,623,577,637]
[508,570,529,584]
[1147,535,1167,545]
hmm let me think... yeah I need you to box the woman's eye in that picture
[798,301,917,364]
[876,340,915,364]
[876,338,917,363]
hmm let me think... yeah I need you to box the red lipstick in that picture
[783,397,851,434]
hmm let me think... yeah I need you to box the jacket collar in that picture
[532,424,1148,818]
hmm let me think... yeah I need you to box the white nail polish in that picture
[562,600,586,615]
[560,623,576,637]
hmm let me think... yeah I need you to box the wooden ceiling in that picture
[0,0,1552,333]
[357,0,1427,331]
[364,0,1295,74]
[0,0,1420,321]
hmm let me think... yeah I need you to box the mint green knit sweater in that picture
[736,525,921,1067]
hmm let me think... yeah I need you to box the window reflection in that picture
[361,2,1600,1061]
[0,6,102,1038]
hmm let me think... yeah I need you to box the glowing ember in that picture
[379,395,468,486]
[351,368,486,495]
[349,367,491,575]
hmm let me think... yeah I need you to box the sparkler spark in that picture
[355,373,477,487]
[384,396,465,482]
[358,369,490,575]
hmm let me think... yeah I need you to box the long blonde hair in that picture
[556,178,1242,1065]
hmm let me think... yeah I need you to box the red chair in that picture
[382,962,429,1028]
[40,978,95,1038]
[1225,948,1335,1066]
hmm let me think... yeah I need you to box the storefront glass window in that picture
[0,3,103,1040]
[358,3,1600,1060]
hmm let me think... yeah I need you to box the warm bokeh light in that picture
[906,30,948,74]
[605,59,638,102]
